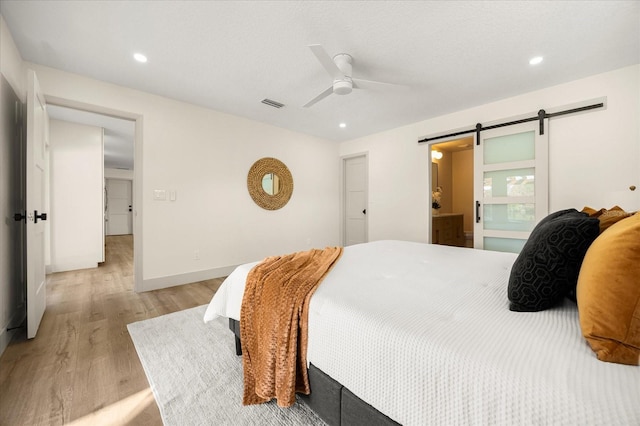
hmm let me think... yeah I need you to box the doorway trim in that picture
[45,95,143,292]
[426,136,471,244]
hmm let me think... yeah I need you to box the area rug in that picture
[127,305,326,425]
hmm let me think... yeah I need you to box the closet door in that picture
[474,120,548,253]
[106,178,132,235]
[343,154,368,246]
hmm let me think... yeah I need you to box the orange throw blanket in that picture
[240,246,343,407]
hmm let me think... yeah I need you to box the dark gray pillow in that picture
[508,209,599,312]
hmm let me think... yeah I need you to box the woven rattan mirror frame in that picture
[247,157,293,210]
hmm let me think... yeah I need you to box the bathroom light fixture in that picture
[133,53,148,63]
[431,150,443,160]
[529,56,543,65]
[339,123,346,128]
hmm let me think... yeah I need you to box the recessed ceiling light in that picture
[529,56,543,65]
[339,123,346,128]
[133,53,148,63]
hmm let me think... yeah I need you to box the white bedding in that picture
[204,240,640,425]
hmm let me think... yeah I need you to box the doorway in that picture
[430,137,474,247]
[429,119,549,253]
[47,105,135,270]
[45,98,142,290]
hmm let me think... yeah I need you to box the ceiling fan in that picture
[303,44,403,108]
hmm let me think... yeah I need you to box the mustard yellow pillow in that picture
[581,206,605,218]
[576,212,640,365]
[581,205,632,234]
[599,206,633,233]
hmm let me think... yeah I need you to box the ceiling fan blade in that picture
[308,44,344,80]
[303,86,334,108]
[352,78,407,90]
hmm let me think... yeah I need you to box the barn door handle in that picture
[362,209,366,215]
[34,210,48,223]
[475,201,481,223]
[14,212,26,222]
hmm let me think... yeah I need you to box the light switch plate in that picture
[169,190,176,201]
[153,189,166,200]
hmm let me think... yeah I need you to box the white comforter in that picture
[204,240,640,425]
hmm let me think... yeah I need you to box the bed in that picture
[204,240,640,425]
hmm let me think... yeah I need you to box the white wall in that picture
[26,63,340,290]
[49,119,104,272]
[0,16,24,101]
[340,65,640,243]
[432,152,452,213]
[451,149,474,233]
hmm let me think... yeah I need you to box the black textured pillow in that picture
[508,209,599,312]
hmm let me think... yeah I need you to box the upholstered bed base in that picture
[228,319,399,426]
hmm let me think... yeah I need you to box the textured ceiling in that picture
[2,1,639,144]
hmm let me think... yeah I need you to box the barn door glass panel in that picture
[474,122,548,253]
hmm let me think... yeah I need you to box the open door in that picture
[26,69,49,339]
[474,120,548,253]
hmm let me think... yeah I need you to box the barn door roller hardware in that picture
[418,102,604,145]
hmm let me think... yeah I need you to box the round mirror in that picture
[261,173,280,195]
[247,158,293,210]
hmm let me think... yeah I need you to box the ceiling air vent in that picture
[261,98,285,109]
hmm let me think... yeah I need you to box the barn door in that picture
[474,120,548,253]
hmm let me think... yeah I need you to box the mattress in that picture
[204,240,640,425]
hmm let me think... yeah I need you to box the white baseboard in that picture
[141,264,239,292]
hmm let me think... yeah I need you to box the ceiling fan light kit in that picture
[332,53,353,95]
[333,79,353,95]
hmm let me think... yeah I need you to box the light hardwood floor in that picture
[0,235,224,425]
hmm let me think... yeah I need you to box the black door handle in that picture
[14,212,26,222]
[362,209,366,215]
[34,210,47,224]
[475,201,481,223]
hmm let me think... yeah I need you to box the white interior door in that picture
[26,69,49,339]
[343,155,368,246]
[474,120,548,253]
[106,178,132,235]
